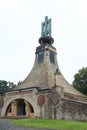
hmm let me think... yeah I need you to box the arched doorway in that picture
[17,99,26,116]
[5,99,34,117]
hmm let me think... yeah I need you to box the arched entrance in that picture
[5,99,34,117]
[17,99,26,116]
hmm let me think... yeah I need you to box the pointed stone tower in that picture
[16,16,85,99]
[2,16,87,120]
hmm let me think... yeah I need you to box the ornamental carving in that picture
[38,95,45,106]
[50,92,59,106]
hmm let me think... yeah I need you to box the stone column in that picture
[25,101,31,117]
[11,100,17,116]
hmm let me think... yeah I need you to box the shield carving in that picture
[50,92,59,106]
[38,95,45,106]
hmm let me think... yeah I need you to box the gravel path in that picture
[0,119,59,130]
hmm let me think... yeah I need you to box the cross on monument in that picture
[41,16,51,37]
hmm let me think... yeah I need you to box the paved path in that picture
[0,119,59,130]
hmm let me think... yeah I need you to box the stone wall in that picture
[60,98,87,121]
[38,88,87,121]
[0,87,87,121]
[45,97,87,121]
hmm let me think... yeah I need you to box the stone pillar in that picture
[11,101,17,116]
[25,101,31,117]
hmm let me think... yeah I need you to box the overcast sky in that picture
[0,0,87,84]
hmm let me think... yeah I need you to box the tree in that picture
[73,67,87,96]
[0,80,8,95]
[0,80,16,95]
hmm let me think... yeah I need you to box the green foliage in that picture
[73,67,87,96]
[12,118,87,130]
[0,80,8,95]
[0,80,16,95]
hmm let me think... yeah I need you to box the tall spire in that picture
[39,16,54,45]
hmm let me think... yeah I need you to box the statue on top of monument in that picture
[39,16,54,44]
[41,16,51,37]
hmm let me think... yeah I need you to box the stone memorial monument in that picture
[0,16,87,120]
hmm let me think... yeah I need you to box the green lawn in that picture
[12,118,87,130]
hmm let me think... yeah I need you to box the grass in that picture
[12,118,87,130]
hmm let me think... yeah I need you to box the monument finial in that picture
[41,16,51,37]
[39,16,54,45]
